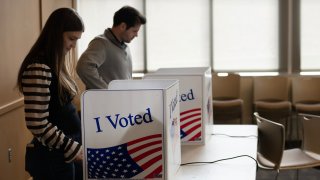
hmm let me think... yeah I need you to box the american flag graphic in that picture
[180,108,202,141]
[86,134,163,179]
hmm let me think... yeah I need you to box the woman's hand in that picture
[74,148,83,162]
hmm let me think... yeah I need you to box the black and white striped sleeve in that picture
[22,63,81,163]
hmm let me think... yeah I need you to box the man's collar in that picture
[104,28,127,49]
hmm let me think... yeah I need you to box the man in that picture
[77,6,146,89]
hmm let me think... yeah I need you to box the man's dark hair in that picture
[113,6,146,29]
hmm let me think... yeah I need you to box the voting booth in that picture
[144,67,213,145]
[81,79,181,180]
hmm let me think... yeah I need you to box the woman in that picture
[17,8,84,180]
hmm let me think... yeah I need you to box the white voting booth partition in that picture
[144,67,213,145]
[81,79,181,180]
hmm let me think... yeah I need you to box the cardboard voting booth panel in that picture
[144,67,213,145]
[81,79,180,180]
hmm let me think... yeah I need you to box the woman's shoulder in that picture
[22,60,53,85]
[25,63,51,74]
[24,58,53,78]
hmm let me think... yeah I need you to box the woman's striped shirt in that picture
[22,63,81,163]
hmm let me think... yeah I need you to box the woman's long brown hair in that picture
[17,8,84,104]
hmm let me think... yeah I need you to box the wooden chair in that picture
[253,76,292,138]
[298,113,320,157]
[254,112,320,180]
[212,73,243,124]
[292,76,320,115]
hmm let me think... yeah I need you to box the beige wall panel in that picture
[41,0,74,26]
[0,107,33,180]
[0,0,40,108]
[0,0,40,179]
